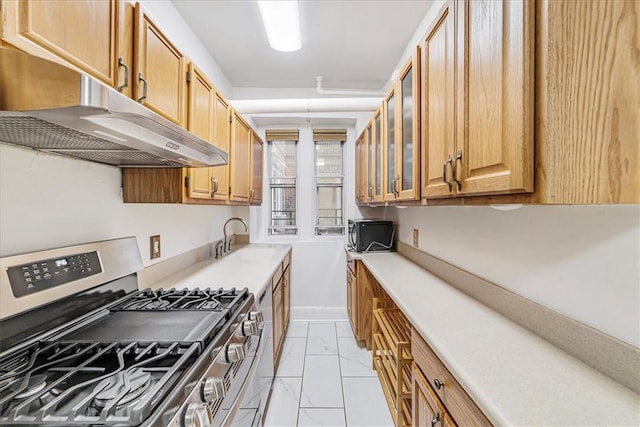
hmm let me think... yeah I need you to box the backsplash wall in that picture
[0,144,248,264]
[362,205,640,348]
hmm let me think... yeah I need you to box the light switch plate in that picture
[413,229,419,248]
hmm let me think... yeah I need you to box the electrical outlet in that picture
[413,229,419,248]
[150,235,161,259]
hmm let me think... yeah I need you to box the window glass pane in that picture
[386,94,395,193]
[315,141,343,175]
[402,68,413,190]
[270,140,296,177]
[316,186,343,225]
[268,139,297,236]
[375,115,382,195]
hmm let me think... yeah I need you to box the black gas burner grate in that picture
[111,287,248,312]
[0,340,199,425]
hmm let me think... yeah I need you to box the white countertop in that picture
[347,250,640,426]
[149,244,291,298]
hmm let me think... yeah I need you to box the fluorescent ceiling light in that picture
[257,1,301,52]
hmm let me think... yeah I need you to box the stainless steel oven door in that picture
[222,285,274,427]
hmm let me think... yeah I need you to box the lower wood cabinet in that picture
[273,249,292,370]
[411,328,491,426]
[346,260,357,336]
[412,363,456,427]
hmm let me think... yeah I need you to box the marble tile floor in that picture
[263,321,394,427]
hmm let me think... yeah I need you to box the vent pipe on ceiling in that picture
[315,76,387,97]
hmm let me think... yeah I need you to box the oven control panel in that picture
[6,251,102,297]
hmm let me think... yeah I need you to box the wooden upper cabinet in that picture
[372,108,384,203]
[365,121,374,203]
[535,0,639,204]
[422,0,456,198]
[212,92,231,202]
[383,87,397,201]
[396,46,421,201]
[454,0,534,196]
[133,2,186,126]
[250,131,264,205]
[355,133,364,204]
[0,0,128,91]
[185,63,215,201]
[230,111,252,203]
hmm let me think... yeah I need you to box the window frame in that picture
[313,139,345,236]
[267,139,298,236]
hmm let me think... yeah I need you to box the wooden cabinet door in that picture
[454,0,533,196]
[273,281,283,368]
[283,266,291,329]
[397,46,421,201]
[1,0,122,89]
[211,92,231,202]
[185,63,214,200]
[250,131,264,205]
[365,122,374,203]
[230,111,251,203]
[422,0,456,198]
[372,108,384,203]
[134,2,186,126]
[413,363,454,427]
[383,87,398,201]
[355,132,366,205]
[347,266,357,336]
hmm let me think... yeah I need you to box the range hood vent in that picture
[0,49,228,168]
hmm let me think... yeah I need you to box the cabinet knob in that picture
[433,378,444,390]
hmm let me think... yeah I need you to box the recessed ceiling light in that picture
[257,1,301,52]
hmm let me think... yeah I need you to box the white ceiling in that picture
[172,0,433,92]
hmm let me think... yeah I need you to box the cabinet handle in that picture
[137,73,147,103]
[210,177,218,197]
[443,154,453,191]
[433,378,444,390]
[249,188,254,201]
[391,177,398,198]
[453,150,462,191]
[431,413,440,426]
[117,57,129,92]
[395,175,400,197]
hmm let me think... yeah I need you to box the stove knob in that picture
[225,342,246,363]
[238,320,259,336]
[182,402,212,427]
[248,311,263,323]
[201,376,226,402]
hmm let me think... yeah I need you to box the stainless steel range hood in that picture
[0,49,228,168]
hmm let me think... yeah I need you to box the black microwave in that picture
[348,219,394,252]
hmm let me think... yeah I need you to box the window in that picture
[267,130,298,235]
[314,129,346,236]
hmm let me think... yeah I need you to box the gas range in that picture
[0,238,271,427]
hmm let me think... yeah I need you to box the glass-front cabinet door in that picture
[384,87,397,200]
[366,121,373,203]
[396,46,421,200]
[372,108,384,203]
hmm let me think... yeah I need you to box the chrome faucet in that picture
[218,217,248,257]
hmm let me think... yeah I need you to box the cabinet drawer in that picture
[411,329,491,426]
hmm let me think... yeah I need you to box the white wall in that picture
[372,205,640,347]
[0,145,248,264]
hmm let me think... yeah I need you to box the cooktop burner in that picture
[0,341,200,425]
[111,287,247,312]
